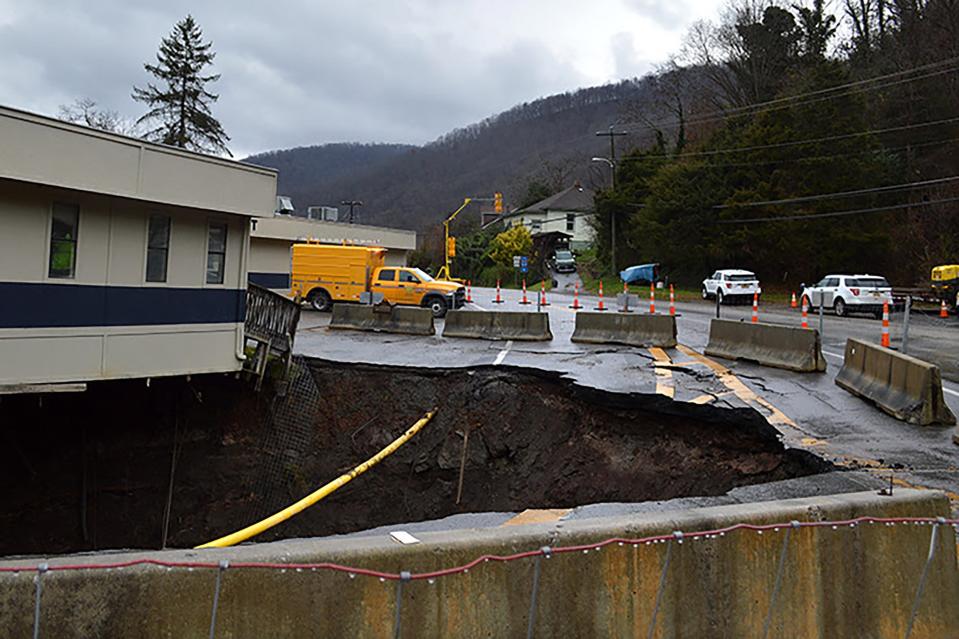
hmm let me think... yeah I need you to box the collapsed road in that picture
[0,357,829,556]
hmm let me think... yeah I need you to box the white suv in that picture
[702,269,761,305]
[801,274,892,318]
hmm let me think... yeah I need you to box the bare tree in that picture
[57,98,138,136]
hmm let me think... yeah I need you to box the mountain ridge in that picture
[244,78,662,231]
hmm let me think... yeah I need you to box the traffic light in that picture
[447,236,456,258]
[494,192,503,214]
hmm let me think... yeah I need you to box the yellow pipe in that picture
[196,409,437,549]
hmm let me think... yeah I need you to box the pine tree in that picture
[133,15,230,156]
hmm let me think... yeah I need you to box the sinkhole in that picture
[0,357,830,556]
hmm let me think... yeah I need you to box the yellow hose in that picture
[196,409,437,549]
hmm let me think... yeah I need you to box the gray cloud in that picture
[0,0,717,155]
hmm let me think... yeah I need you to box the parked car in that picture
[800,274,892,318]
[702,269,761,304]
[548,249,576,273]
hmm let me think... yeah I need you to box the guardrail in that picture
[244,283,301,389]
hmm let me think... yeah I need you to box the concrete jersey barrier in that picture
[836,338,957,426]
[704,319,827,372]
[571,312,677,348]
[442,310,552,341]
[2,490,956,638]
[328,304,435,336]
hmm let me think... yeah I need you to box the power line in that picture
[667,136,959,169]
[616,115,959,160]
[714,175,959,209]
[717,195,959,223]
[619,57,959,133]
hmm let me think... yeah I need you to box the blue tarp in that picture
[619,263,659,284]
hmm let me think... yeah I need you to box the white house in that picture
[499,184,596,250]
[0,105,277,389]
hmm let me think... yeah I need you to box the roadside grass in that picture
[579,273,796,306]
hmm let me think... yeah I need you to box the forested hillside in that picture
[245,80,663,229]
[244,143,414,217]
[590,0,959,288]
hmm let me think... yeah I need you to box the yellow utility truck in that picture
[291,243,465,317]
[932,264,959,312]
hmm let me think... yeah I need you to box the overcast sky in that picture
[0,0,724,156]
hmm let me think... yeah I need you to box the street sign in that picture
[520,256,528,273]
[513,255,521,268]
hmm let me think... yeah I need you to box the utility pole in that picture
[594,126,627,276]
[340,200,363,224]
[595,125,628,164]
[591,156,618,274]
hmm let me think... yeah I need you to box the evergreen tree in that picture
[133,15,230,155]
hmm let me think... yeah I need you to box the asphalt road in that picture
[294,284,959,531]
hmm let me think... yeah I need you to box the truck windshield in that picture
[411,268,434,282]
[555,251,573,260]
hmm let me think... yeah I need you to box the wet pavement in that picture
[294,284,959,526]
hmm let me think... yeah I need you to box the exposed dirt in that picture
[0,358,830,557]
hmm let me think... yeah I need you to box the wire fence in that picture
[5,515,956,639]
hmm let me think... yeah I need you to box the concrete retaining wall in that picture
[442,310,551,341]
[571,312,677,348]
[836,338,957,426]
[705,319,827,372]
[1,490,956,638]
[329,304,435,336]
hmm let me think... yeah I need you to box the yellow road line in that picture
[649,347,675,398]
[675,344,800,431]
[501,508,570,526]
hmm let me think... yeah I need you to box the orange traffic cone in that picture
[941,300,949,318]
[881,302,890,347]
[649,284,656,314]
[801,298,809,329]
[570,283,582,310]
[519,279,531,305]
[466,280,473,303]
[791,292,798,308]
[596,281,607,311]
[669,284,676,317]
[540,281,550,306]
[751,292,759,324]
[492,279,503,304]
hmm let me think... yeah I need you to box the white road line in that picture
[471,302,488,311]
[493,340,513,366]
[820,348,959,398]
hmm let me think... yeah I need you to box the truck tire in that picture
[308,288,332,312]
[424,296,448,318]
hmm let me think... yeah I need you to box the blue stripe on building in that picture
[248,272,290,289]
[0,282,246,328]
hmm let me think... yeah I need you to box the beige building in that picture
[0,105,277,389]
[500,184,596,250]
[249,215,416,294]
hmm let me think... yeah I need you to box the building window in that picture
[48,203,79,278]
[206,223,227,284]
[531,220,542,232]
[146,215,171,282]
[566,214,575,232]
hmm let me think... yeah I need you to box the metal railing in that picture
[244,283,301,389]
